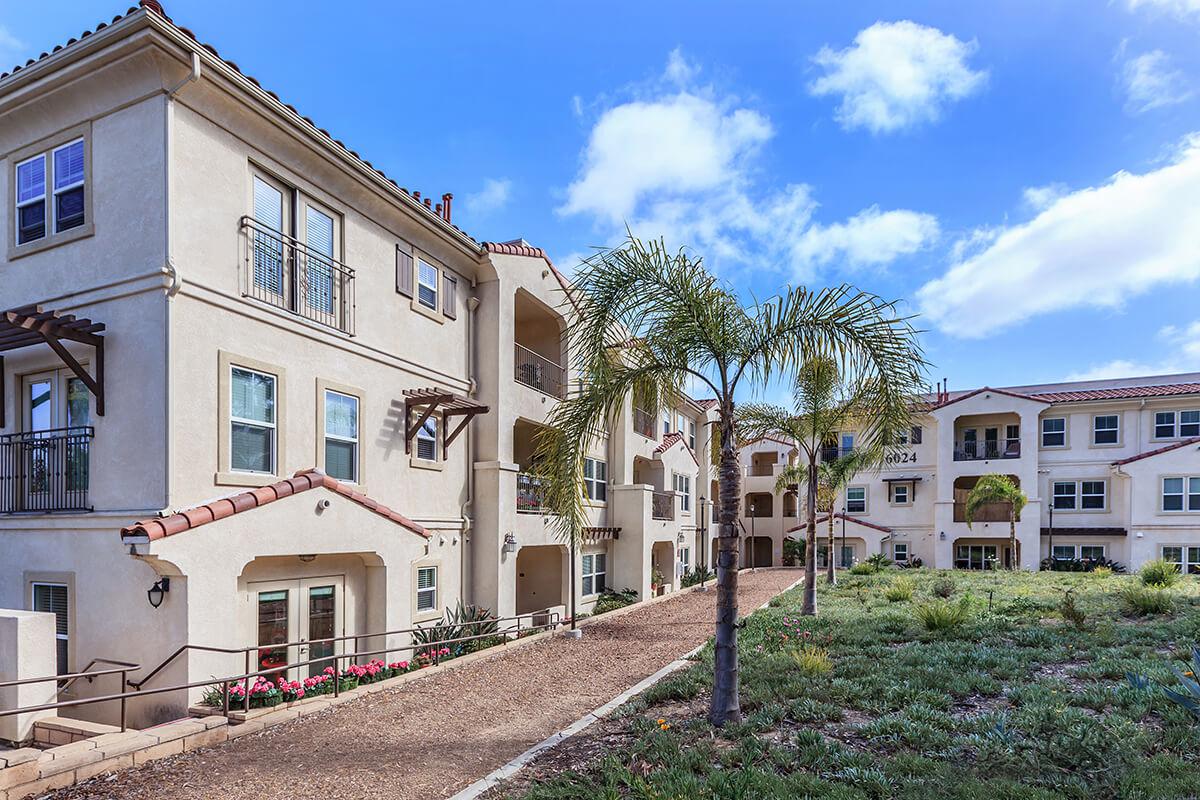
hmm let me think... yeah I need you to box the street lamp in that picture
[749,501,756,571]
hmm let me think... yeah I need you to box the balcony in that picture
[0,427,93,513]
[820,446,853,463]
[516,472,548,514]
[954,439,1020,461]
[241,216,355,334]
[651,490,674,520]
[633,407,656,440]
[514,343,565,399]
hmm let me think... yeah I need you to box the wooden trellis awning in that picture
[583,526,621,541]
[402,388,489,459]
[0,305,105,427]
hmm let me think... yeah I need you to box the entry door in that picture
[962,428,977,457]
[251,576,344,680]
[21,371,90,504]
[984,428,999,458]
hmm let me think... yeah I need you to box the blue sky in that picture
[4,1,1200,397]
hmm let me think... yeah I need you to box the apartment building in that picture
[718,373,1200,573]
[0,1,712,729]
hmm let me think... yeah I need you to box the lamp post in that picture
[1047,502,1054,571]
[749,501,756,571]
[698,495,709,587]
[841,511,847,568]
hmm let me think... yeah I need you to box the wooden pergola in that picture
[401,388,488,460]
[0,305,105,428]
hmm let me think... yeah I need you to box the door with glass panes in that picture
[251,577,344,680]
[20,369,90,509]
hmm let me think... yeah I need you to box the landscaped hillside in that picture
[499,568,1200,800]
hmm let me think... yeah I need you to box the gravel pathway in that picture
[53,568,801,800]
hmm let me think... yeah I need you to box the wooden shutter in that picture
[443,273,457,319]
[396,242,413,297]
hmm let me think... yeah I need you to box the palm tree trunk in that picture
[709,410,742,726]
[801,457,818,616]
[826,509,836,585]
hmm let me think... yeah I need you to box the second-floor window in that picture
[15,139,86,247]
[1155,410,1200,439]
[1041,418,1066,447]
[1052,480,1106,511]
[890,483,910,504]
[688,421,696,451]
[662,410,672,438]
[674,473,691,512]
[1162,476,1200,512]
[1092,414,1119,446]
[417,260,439,310]
[324,390,359,482]
[845,486,867,514]
[584,457,607,502]
[231,366,276,474]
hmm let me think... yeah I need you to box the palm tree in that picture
[739,357,915,613]
[533,234,926,728]
[817,449,873,584]
[964,473,1027,570]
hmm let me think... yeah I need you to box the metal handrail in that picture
[514,343,565,399]
[954,439,1021,461]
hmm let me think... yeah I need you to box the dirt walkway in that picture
[52,569,799,800]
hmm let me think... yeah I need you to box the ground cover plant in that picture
[499,568,1200,800]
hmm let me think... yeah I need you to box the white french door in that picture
[251,576,345,680]
[20,370,90,506]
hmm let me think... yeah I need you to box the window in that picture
[1081,481,1106,510]
[678,547,691,575]
[955,544,999,570]
[1041,418,1066,447]
[674,473,691,512]
[841,433,855,453]
[817,545,854,569]
[1158,410,1200,439]
[53,140,85,233]
[1183,410,1200,438]
[662,410,671,438]
[890,483,910,504]
[1080,545,1106,561]
[1053,480,1107,511]
[252,175,286,295]
[415,417,438,462]
[14,137,87,249]
[230,366,276,474]
[1161,476,1200,512]
[581,553,607,595]
[1052,481,1077,510]
[584,457,607,502]
[16,154,46,244]
[893,542,908,563]
[845,486,866,514]
[898,426,923,445]
[1156,411,1177,439]
[323,390,358,482]
[416,567,438,612]
[1051,545,1076,560]
[31,583,69,675]
[1162,546,1200,574]
[1092,414,1119,445]
[303,204,336,315]
[688,421,696,451]
[417,260,439,309]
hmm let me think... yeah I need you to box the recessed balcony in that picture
[0,426,93,513]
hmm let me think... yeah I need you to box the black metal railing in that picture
[0,426,93,513]
[820,446,853,462]
[954,439,1020,461]
[633,407,656,439]
[514,343,565,398]
[516,472,548,514]
[652,490,675,520]
[240,216,355,334]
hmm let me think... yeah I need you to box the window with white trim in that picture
[890,483,910,504]
[845,486,866,514]
[1092,414,1119,445]
[893,542,908,563]
[1156,410,1200,439]
[323,390,358,482]
[415,417,438,462]
[678,546,691,574]
[230,366,277,474]
[31,583,69,675]
[1080,481,1106,510]
[674,472,691,512]
[1183,410,1200,438]
[1052,481,1076,510]
[581,553,607,595]
[15,138,86,247]
[688,421,696,451]
[662,409,671,438]
[1051,545,1076,560]
[417,260,439,310]
[15,153,47,244]
[1080,545,1106,561]
[583,457,607,502]
[1162,476,1200,512]
[1162,546,1200,574]
[1041,417,1066,447]
[416,566,438,611]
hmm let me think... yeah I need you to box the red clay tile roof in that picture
[654,431,700,466]
[1031,382,1200,403]
[121,469,428,541]
[1110,436,1200,466]
[788,513,892,534]
[931,386,1045,410]
[482,240,578,312]
[696,399,719,410]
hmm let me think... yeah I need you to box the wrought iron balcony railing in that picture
[0,426,93,513]
[241,216,355,335]
[516,472,548,514]
[954,439,1020,461]
[514,343,565,399]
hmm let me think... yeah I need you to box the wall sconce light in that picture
[938,531,946,540]
[147,577,170,608]
[503,533,517,553]
[677,531,686,543]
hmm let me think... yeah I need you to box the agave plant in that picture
[1126,646,1200,721]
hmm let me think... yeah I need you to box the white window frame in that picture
[416,566,438,612]
[845,485,867,514]
[1155,411,1178,440]
[893,542,908,563]
[1051,544,1077,561]
[1080,545,1106,561]
[416,260,439,310]
[581,553,607,596]
[1080,480,1106,510]
[890,483,910,505]
[1092,414,1120,446]
[323,389,359,483]
[662,410,671,438]
[1181,410,1200,438]
[1161,546,1200,574]
[15,152,47,245]
[415,416,439,462]
[1161,476,1200,513]
[51,139,86,234]
[1052,481,1077,510]
[673,472,691,512]
[30,581,69,675]
[688,421,696,451]
[583,457,607,503]
[230,366,277,475]
[1041,417,1066,448]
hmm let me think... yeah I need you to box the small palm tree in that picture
[739,356,918,615]
[817,450,872,584]
[535,235,926,726]
[964,473,1027,570]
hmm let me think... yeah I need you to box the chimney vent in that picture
[424,197,432,209]
[442,192,453,223]
[413,191,421,201]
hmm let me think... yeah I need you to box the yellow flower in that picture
[1186,671,1195,677]
[656,718,665,725]
[660,723,671,730]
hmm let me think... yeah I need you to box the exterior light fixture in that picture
[939,531,946,540]
[503,532,517,553]
[147,577,170,608]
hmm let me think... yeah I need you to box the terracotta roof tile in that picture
[1111,436,1200,466]
[482,241,578,312]
[1032,382,1200,403]
[654,431,700,466]
[121,469,428,541]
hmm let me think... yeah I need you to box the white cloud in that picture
[464,178,512,216]
[1125,0,1200,19]
[808,21,987,134]
[1066,321,1200,380]
[0,25,28,68]
[917,135,1200,338]
[560,51,938,282]
[1022,183,1068,212]
[1121,50,1193,113]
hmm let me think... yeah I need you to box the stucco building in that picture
[0,2,714,728]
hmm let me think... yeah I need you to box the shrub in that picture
[931,577,956,598]
[866,553,893,570]
[783,538,805,566]
[1120,584,1173,616]
[789,644,833,676]
[1092,566,1113,578]
[884,578,915,603]
[592,588,638,615]
[1140,559,1182,588]
[1059,590,1087,629]
[914,598,970,631]
[849,562,877,576]
[680,566,715,588]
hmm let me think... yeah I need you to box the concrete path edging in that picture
[446,572,805,800]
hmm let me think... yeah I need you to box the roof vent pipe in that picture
[442,193,453,223]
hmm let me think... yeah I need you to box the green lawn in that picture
[507,568,1200,800]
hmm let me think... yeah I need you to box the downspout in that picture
[460,294,481,606]
[161,51,200,510]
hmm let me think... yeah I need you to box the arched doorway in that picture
[515,545,566,614]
